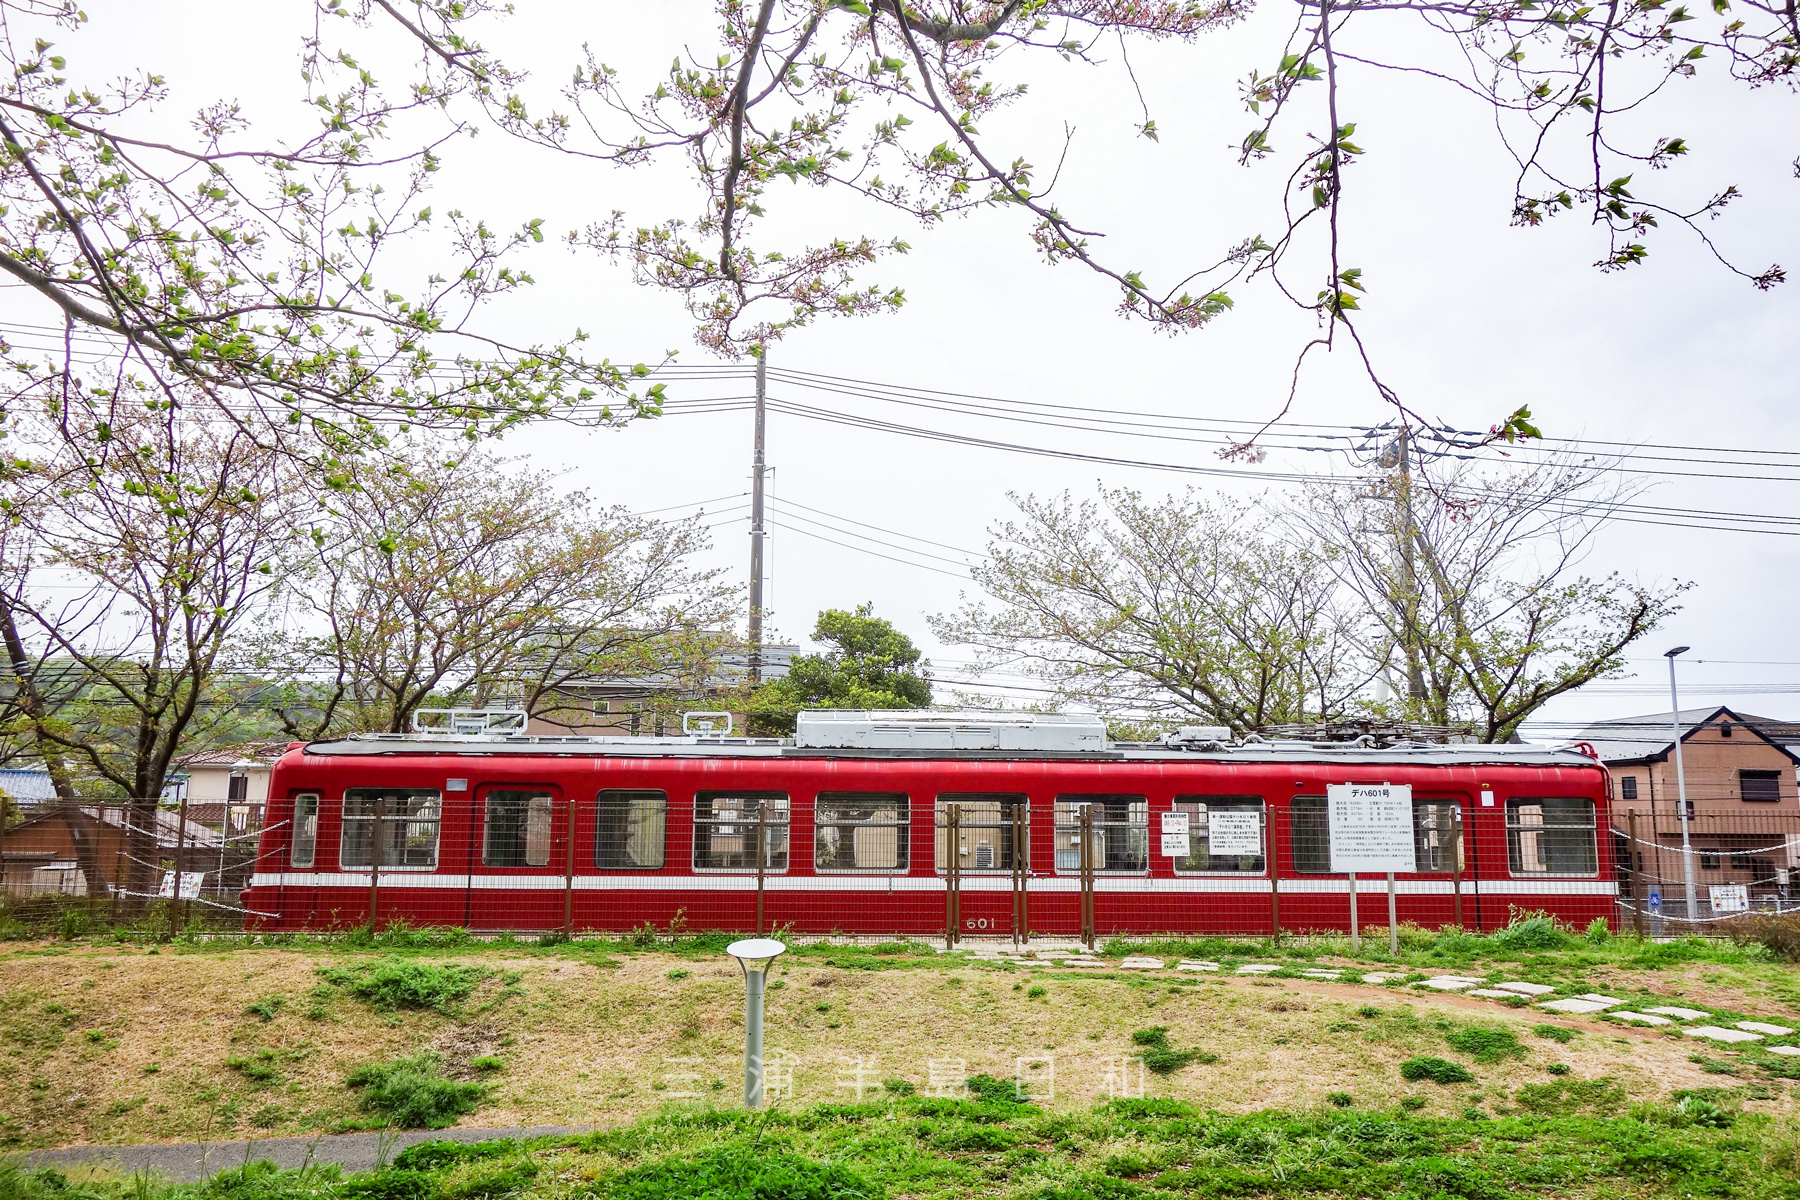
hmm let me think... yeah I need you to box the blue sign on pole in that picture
[1648,886,1663,913]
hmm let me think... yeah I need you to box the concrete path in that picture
[20,1125,586,1183]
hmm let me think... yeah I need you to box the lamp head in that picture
[725,937,787,975]
[1665,646,1691,658]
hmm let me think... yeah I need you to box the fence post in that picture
[945,805,961,950]
[1268,807,1281,946]
[1629,808,1647,939]
[367,803,382,930]
[171,792,190,937]
[1348,871,1360,953]
[1451,806,1464,930]
[1012,802,1028,948]
[563,795,576,939]
[1079,804,1096,952]
[755,800,767,937]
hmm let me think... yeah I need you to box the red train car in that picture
[242,711,1615,937]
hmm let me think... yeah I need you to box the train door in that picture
[937,793,1030,939]
[1411,791,1475,929]
[467,783,569,930]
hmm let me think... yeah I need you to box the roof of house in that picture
[0,768,60,802]
[1567,706,1800,767]
[10,802,224,849]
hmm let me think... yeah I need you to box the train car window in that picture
[1506,798,1598,875]
[1289,796,1331,872]
[1412,802,1463,873]
[596,790,667,869]
[1169,796,1265,874]
[341,788,442,869]
[694,792,789,871]
[483,791,554,867]
[935,794,1028,872]
[1053,795,1148,873]
[290,794,319,869]
[815,793,909,871]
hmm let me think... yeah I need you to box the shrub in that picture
[1533,1024,1575,1044]
[1444,1026,1525,1063]
[317,960,490,1013]
[1488,914,1573,951]
[345,1054,486,1128]
[1718,913,1800,962]
[1400,1057,1475,1084]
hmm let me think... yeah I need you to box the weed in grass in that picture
[225,1051,281,1085]
[251,1104,285,1128]
[1357,1004,1381,1018]
[1400,1056,1475,1084]
[1326,1091,1353,1108]
[1130,1027,1219,1075]
[82,1029,105,1044]
[470,1056,504,1074]
[1689,1054,1741,1076]
[1489,914,1574,952]
[246,995,284,1022]
[602,1147,878,1200]
[345,1053,486,1129]
[1719,913,1800,962]
[1534,1024,1576,1044]
[1673,1094,1736,1128]
[1028,985,1047,999]
[316,959,491,1013]
[1444,1026,1526,1063]
[1514,1077,1626,1115]
[1548,1063,1571,1075]
[882,1078,916,1096]
[1400,1095,1427,1111]
[665,968,690,981]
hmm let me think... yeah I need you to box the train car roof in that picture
[298,735,1601,769]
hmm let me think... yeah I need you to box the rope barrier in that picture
[107,888,279,919]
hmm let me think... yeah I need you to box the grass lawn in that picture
[3,916,1800,1157]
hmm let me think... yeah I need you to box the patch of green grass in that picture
[1514,1076,1627,1115]
[1326,1091,1353,1108]
[1399,1056,1475,1084]
[345,1053,487,1128]
[1444,1025,1526,1063]
[316,959,491,1013]
[470,1056,504,1074]
[246,995,285,1022]
[1130,1026,1219,1075]
[1533,1024,1576,1044]
[601,1147,880,1200]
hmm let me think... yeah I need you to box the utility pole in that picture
[748,352,767,684]
[1666,646,1697,923]
[1395,425,1425,703]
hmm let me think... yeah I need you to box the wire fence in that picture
[8,795,1799,941]
[0,797,269,935]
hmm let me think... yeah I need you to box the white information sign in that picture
[157,871,204,901]
[1326,784,1416,873]
[1160,812,1190,835]
[1709,882,1750,914]
[1208,811,1262,856]
[1160,832,1192,858]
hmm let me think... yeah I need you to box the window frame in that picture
[1411,800,1463,874]
[481,790,555,868]
[692,791,790,873]
[290,793,319,869]
[339,788,443,871]
[1052,794,1149,875]
[1700,849,1721,871]
[814,791,910,873]
[1504,797,1599,878]
[1289,795,1331,875]
[1739,769,1783,803]
[594,789,668,870]
[1168,795,1266,876]
[935,793,1030,874]
[1618,775,1638,800]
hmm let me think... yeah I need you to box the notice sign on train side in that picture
[1327,784,1417,874]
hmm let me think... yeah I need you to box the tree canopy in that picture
[749,604,934,733]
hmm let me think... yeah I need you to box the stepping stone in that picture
[1765,1046,1800,1057]
[1299,969,1343,979]
[1644,1006,1710,1021]
[1361,972,1407,984]
[1176,960,1221,972]
[1237,964,1281,974]
[1417,976,1482,991]
[1059,957,1105,968]
[1574,994,1625,1007]
[1493,982,1556,996]
[1686,1026,1763,1043]
[1737,1021,1795,1036]
[1538,998,1614,1014]
[1608,1011,1674,1026]
[1119,957,1167,970]
[1468,989,1521,999]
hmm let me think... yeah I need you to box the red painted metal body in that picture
[243,744,1614,936]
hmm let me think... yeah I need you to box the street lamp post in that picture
[726,937,787,1109]
[1665,646,1697,924]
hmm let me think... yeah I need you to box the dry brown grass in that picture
[0,944,1774,1150]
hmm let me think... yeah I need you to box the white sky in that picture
[12,2,1800,734]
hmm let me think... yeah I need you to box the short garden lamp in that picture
[726,937,786,1110]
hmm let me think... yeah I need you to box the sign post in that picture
[1327,784,1416,955]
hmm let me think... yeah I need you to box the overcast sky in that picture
[12,2,1799,735]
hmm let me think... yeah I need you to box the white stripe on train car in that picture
[247,872,1615,896]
